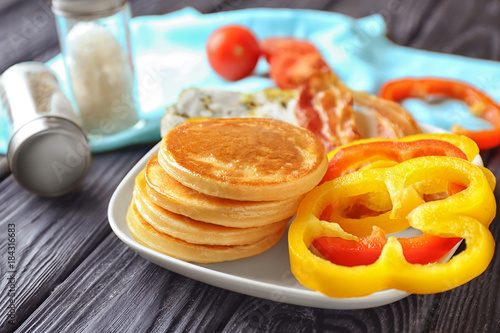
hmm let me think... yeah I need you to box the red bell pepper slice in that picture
[313,227,462,267]
[379,78,500,150]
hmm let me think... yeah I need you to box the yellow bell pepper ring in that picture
[289,155,496,298]
[319,134,475,237]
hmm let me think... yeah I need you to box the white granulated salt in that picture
[66,22,139,135]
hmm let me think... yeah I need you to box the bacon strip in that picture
[295,73,361,151]
[295,73,421,151]
[353,90,421,138]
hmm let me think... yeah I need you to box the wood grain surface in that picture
[1,1,500,333]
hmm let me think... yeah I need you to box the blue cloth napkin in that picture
[2,7,499,154]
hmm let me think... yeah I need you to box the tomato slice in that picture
[260,37,331,89]
[269,51,331,89]
[260,37,318,62]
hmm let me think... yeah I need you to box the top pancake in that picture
[158,118,328,201]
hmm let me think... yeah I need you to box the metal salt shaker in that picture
[0,62,92,197]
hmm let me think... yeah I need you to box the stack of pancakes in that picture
[127,118,327,263]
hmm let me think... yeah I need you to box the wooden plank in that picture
[219,294,441,332]
[0,0,59,73]
[0,144,153,332]
[14,233,247,333]
[397,0,500,61]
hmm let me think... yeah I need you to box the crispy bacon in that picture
[295,73,421,151]
[353,91,421,138]
[295,73,361,151]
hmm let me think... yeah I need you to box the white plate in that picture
[108,117,481,310]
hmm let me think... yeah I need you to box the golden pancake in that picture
[158,118,328,201]
[145,154,303,228]
[133,170,289,245]
[126,202,287,263]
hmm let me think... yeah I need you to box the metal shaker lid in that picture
[52,0,127,18]
[7,116,92,197]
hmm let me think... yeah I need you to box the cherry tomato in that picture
[206,25,261,81]
[260,37,318,63]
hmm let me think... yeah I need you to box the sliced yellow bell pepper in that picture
[289,155,496,298]
[319,134,474,237]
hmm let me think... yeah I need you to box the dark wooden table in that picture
[1,1,500,332]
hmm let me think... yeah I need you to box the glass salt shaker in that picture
[0,62,92,197]
[52,0,140,137]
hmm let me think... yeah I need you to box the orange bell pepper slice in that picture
[321,138,468,184]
